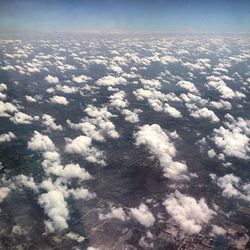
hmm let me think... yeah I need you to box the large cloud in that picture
[190,107,219,123]
[38,190,69,232]
[96,75,127,86]
[134,124,192,180]
[0,187,11,202]
[28,131,56,152]
[130,203,155,227]
[163,191,216,234]
[65,135,106,166]
[50,95,69,105]
[212,126,249,159]
[44,75,59,84]
[0,132,16,143]
[210,174,250,201]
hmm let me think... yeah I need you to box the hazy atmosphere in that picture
[0,1,250,250]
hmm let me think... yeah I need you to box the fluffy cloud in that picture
[99,207,127,221]
[0,132,16,143]
[72,75,91,84]
[177,80,198,93]
[15,174,37,191]
[210,174,250,201]
[65,135,106,166]
[47,163,92,181]
[28,131,56,152]
[70,187,96,200]
[44,75,59,84]
[207,77,245,99]
[25,95,37,103]
[212,126,249,159]
[0,187,11,202]
[96,75,127,86]
[164,104,182,118]
[130,203,155,227]
[50,95,69,105]
[10,111,39,124]
[190,107,219,123]
[134,124,191,180]
[163,191,215,234]
[0,101,18,117]
[42,114,63,131]
[38,190,69,232]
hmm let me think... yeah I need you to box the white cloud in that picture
[163,191,215,234]
[207,77,246,99]
[56,85,78,94]
[28,131,56,152]
[65,135,106,166]
[0,187,11,202]
[130,203,155,227]
[164,104,182,118]
[134,124,191,180]
[47,163,92,181]
[38,190,69,232]
[10,111,39,124]
[96,75,127,86]
[70,187,96,200]
[210,174,250,201]
[42,114,63,131]
[50,95,69,105]
[211,225,226,236]
[72,75,91,84]
[25,95,37,103]
[44,75,59,84]
[177,80,198,93]
[15,174,37,191]
[99,207,127,221]
[212,126,249,159]
[190,107,219,123]
[0,132,16,143]
[0,101,18,117]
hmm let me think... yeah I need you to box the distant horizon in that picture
[0,0,250,34]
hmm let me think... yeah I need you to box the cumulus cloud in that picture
[42,114,63,131]
[38,190,69,232]
[130,203,155,227]
[212,126,249,159]
[10,111,39,124]
[72,75,91,84]
[65,135,106,166]
[177,80,198,93]
[190,107,219,123]
[210,174,250,201]
[70,187,96,200]
[99,206,127,221]
[164,104,182,118]
[0,187,11,203]
[15,174,37,191]
[134,124,192,180]
[25,95,37,103]
[211,225,226,236]
[0,101,18,117]
[96,75,127,86]
[0,132,16,143]
[44,75,59,84]
[28,131,56,152]
[47,163,92,181]
[207,77,246,99]
[56,85,78,94]
[163,191,216,234]
[50,95,69,105]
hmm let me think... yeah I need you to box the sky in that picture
[0,0,250,33]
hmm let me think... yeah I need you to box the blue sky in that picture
[0,0,250,33]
